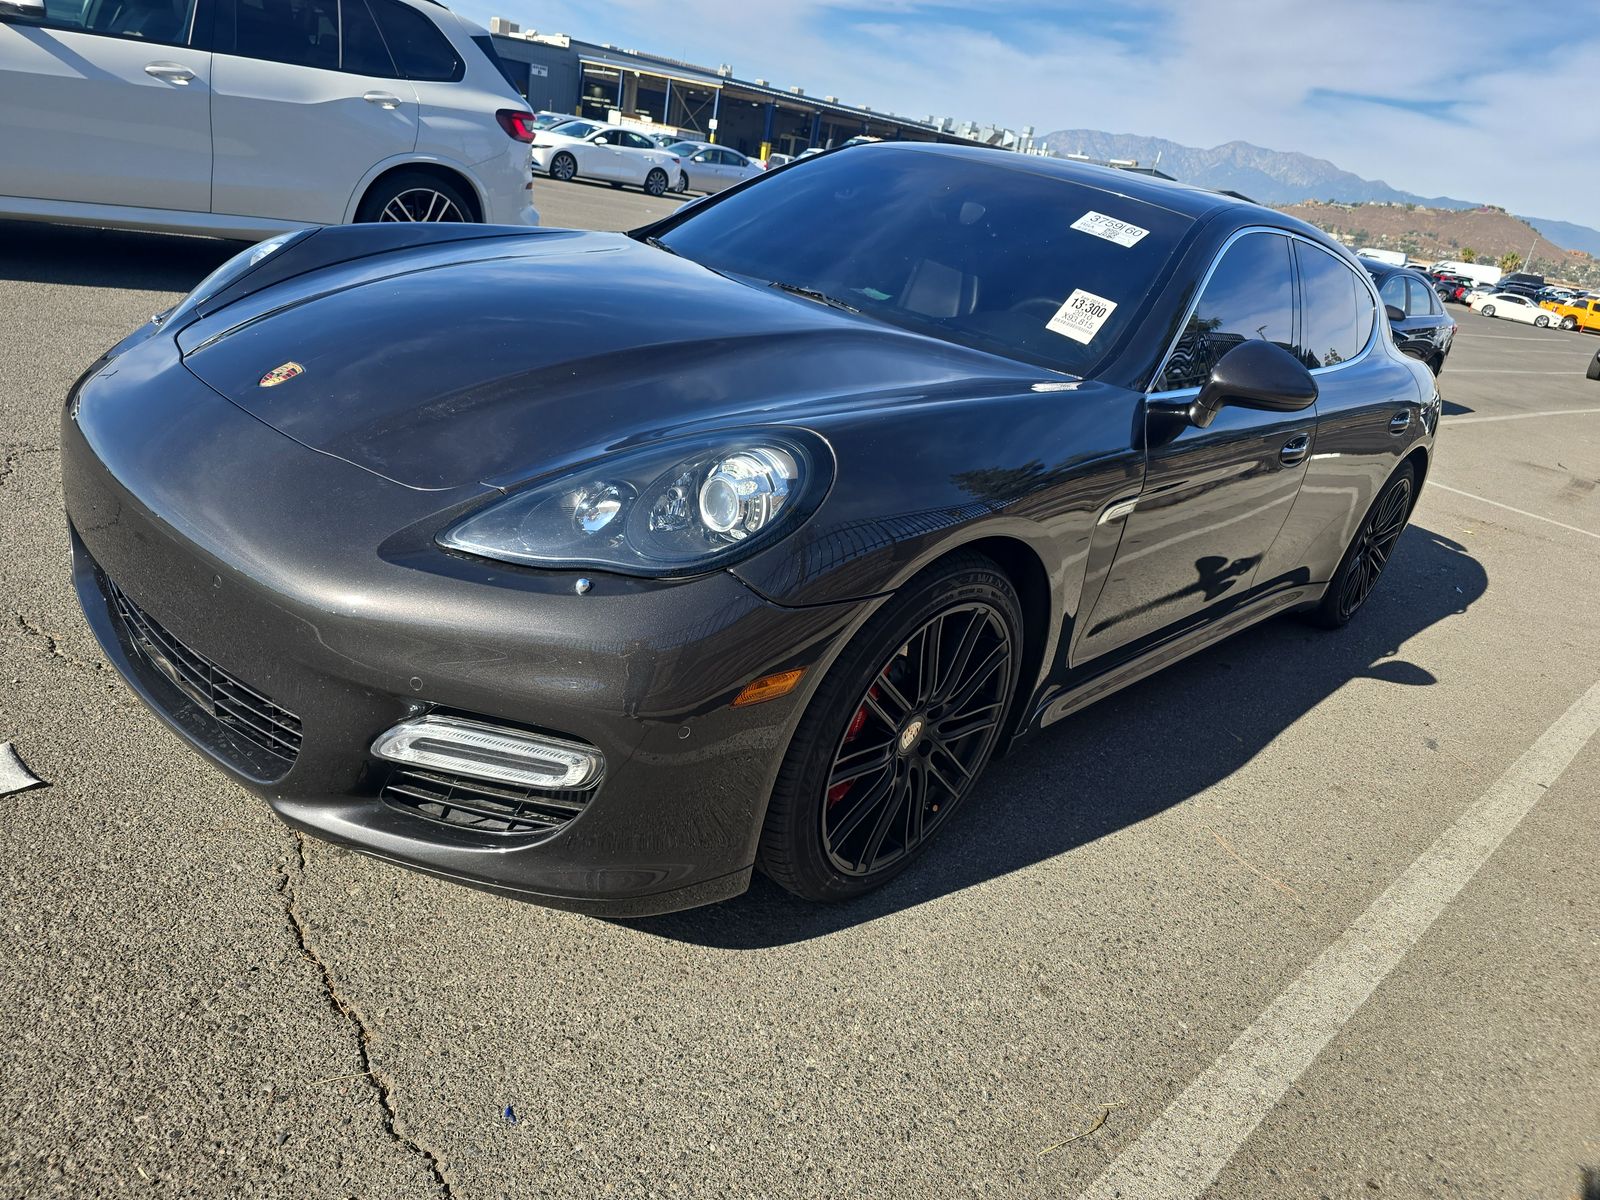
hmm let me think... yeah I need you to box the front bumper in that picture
[62,340,869,915]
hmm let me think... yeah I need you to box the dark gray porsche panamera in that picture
[62,145,1438,915]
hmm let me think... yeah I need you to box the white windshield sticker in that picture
[1071,211,1149,248]
[1046,289,1118,344]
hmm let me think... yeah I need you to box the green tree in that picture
[1498,251,1523,272]
[1461,247,1477,263]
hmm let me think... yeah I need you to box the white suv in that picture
[0,0,538,238]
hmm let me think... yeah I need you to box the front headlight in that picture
[437,430,831,577]
[161,229,309,329]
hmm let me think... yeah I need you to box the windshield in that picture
[548,120,598,138]
[654,146,1195,377]
[668,142,703,156]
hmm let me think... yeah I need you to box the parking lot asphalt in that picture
[2,187,1598,1199]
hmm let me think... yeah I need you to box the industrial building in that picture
[486,20,1035,162]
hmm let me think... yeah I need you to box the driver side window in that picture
[1156,232,1295,392]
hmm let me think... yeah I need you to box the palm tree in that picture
[1498,251,1523,272]
[1460,247,1478,263]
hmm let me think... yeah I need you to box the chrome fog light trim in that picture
[371,715,603,790]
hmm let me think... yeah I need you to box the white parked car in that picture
[530,121,681,196]
[666,142,763,194]
[0,0,539,238]
[1470,292,1557,327]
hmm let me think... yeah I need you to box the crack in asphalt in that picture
[13,612,106,672]
[0,443,58,489]
[275,831,456,1199]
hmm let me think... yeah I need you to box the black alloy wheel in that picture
[644,168,670,197]
[550,153,577,182]
[758,553,1021,901]
[1309,462,1415,628]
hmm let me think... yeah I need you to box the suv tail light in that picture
[496,110,538,142]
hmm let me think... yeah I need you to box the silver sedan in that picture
[668,142,764,194]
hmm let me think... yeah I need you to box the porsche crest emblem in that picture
[258,361,304,388]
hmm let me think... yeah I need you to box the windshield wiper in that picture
[640,234,678,256]
[769,281,860,314]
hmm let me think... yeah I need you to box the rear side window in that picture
[1379,275,1406,309]
[1157,232,1295,391]
[470,33,521,91]
[1404,277,1438,317]
[618,131,655,150]
[340,0,395,76]
[366,0,461,82]
[230,0,339,70]
[1296,242,1374,369]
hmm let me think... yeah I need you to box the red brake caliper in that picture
[827,686,879,808]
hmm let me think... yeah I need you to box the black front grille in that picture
[107,579,303,766]
[380,767,590,838]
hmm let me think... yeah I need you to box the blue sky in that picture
[457,0,1600,228]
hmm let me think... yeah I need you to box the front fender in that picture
[731,382,1145,702]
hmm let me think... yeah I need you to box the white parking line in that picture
[1429,483,1600,542]
[1447,408,1600,425]
[1079,680,1600,1200]
[1444,369,1575,375]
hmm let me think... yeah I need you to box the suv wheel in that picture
[356,171,474,223]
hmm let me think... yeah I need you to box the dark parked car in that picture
[1588,347,1600,381]
[1368,264,1456,374]
[1436,276,1473,304]
[1496,271,1545,299]
[61,146,1439,915]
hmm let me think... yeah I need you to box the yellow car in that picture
[1542,296,1600,331]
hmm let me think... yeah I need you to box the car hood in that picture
[179,230,1050,491]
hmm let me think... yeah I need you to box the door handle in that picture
[144,62,195,84]
[1389,410,1412,434]
[1279,434,1310,466]
[362,91,402,109]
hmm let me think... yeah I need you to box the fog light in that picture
[371,716,603,790]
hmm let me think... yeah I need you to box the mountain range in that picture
[1037,130,1600,257]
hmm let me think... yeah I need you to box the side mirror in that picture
[1185,340,1318,429]
[0,0,46,18]
[1384,304,1406,323]
[692,152,710,162]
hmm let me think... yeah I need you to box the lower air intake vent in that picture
[380,767,591,838]
[108,577,302,767]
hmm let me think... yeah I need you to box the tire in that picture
[1481,304,1495,318]
[549,152,577,182]
[1306,461,1417,630]
[677,172,690,193]
[355,170,475,224]
[1535,315,1550,327]
[1562,316,1578,331]
[1427,353,1443,376]
[758,552,1022,902]
[644,168,669,197]
[1586,353,1600,381]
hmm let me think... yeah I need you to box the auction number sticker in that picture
[1047,289,1118,344]
[1071,211,1149,247]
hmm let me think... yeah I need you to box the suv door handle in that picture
[362,91,402,109]
[1279,434,1310,466]
[144,62,195,84]
[1389,410,1412,434]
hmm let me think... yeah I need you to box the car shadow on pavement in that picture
[631,524,1486,948]
[0,219,240,291]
